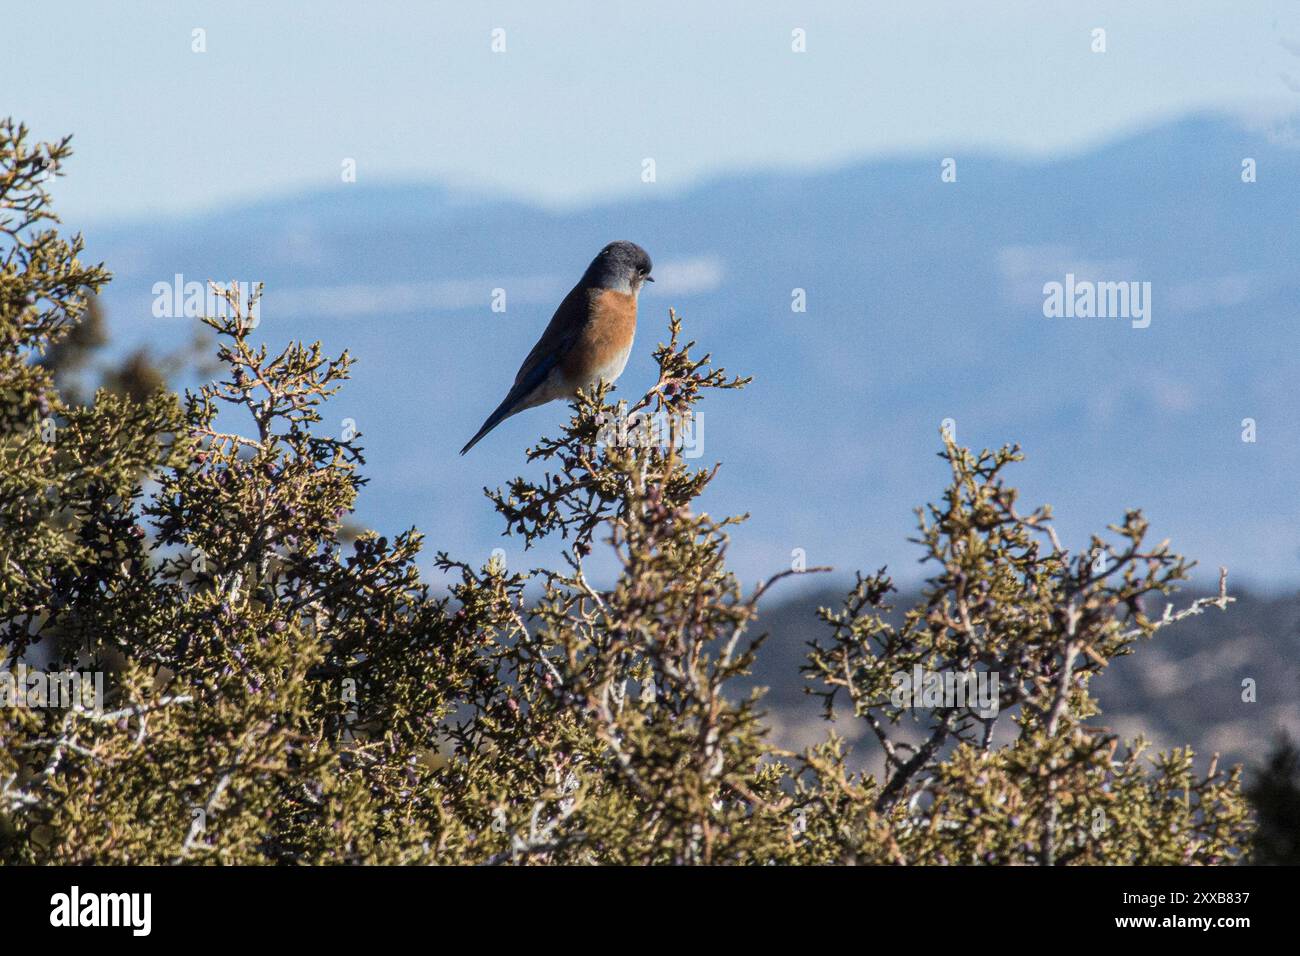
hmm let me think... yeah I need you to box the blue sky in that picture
[7,0,1300,223]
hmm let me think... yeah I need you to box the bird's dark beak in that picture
[645,275,654,282]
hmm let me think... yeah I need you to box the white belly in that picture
[591,343,632,387]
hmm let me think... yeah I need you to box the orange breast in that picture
[561,288,637,384]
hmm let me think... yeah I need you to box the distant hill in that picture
[79,110,1300,594]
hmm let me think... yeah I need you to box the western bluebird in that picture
[460,240,654,455]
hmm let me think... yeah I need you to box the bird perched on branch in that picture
[460,240,654,455]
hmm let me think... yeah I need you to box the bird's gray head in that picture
[583,240,654,295]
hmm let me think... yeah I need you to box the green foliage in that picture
[0,122,1253,864]
[796,444,1250,864]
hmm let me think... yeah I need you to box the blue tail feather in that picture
[460,352,560,455]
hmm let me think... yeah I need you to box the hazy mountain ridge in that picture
[78,110,1300,592]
